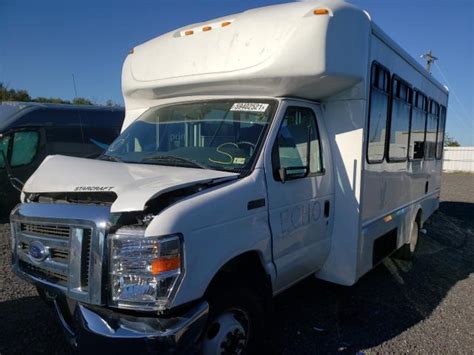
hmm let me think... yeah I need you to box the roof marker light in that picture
[129,48,134,54]
[184,30,194,36]
[202,26,212,32]
[221,21,231,27]
[313,8,329,15]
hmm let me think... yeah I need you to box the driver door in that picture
[264,101,334,292]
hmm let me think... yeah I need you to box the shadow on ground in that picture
[269,201,474,353]
[0,295,71,355]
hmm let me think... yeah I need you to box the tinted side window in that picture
[80,110,124,148]
[425,100,439,160]
[367,63,390,163]
[436,105,446,159]
[388,78,412,161]
[409,91,428,160]
[10,131,39,167]
[274,107,323,178]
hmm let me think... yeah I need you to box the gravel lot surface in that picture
[0,173,473,354]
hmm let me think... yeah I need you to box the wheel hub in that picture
[202,311,248,355]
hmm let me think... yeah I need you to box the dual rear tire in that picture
[396,219,420,260]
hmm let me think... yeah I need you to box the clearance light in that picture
[129,48,134,54]
[180,19,234,37]
[313,8,330,15]
[384,215,393,223]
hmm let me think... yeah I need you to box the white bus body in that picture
[11,1,448,352]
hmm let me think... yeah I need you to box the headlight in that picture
[109,227,183,311]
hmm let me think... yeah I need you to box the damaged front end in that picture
[11,176,234,351]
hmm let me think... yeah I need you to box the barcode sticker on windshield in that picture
[230,103,269,113]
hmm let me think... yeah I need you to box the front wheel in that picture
[201,286,265,355]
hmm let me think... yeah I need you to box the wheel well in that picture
[205,251,272,303]
[415,208,423,228]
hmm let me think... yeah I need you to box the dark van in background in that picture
[0,102,124,216]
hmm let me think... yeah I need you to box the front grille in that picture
[80,229,92,289]
[21,223,70,238]
[11,203,110,305]
[51,248,69,262]
[19,260,68,286]
[15,222,93,294]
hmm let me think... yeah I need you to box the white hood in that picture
[24,155,239,213]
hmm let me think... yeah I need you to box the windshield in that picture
[104,100,277,173]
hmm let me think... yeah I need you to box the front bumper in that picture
[54,297,209,353]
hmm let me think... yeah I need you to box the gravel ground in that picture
[0,173,473,354]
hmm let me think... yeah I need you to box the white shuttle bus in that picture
[11,1,448,353]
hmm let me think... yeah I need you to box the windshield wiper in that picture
[98,154,123,162]
[141,155,207,169]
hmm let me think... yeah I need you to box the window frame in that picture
[271,105,325,182]
[0,134,12,169]
[424,99,440,161]
[387,75,413,163]
[408,89,428,161]
[436,104,447,160]
[366,61,391,164]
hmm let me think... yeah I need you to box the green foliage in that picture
[33,97,71,104]
[445,133,461,147]
[0,82,117,107]
[0,83,32,102]
[72,97,93,105]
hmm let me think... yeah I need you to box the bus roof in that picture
[122,0,446,112]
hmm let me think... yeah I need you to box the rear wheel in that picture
[396,219,419,260]
[201,286,265,355]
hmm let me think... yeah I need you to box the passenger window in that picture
[273,107,323,180]
[388,78,412,161]
[0,135,10,168]
[425,100,439,160]
[436,105,446,159]
[409,91,428,160]
[367,63,390,163]
[10,131,39,167]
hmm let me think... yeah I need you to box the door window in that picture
[273,107,323,179]
[10,131,39,167]
[0,135,10,168]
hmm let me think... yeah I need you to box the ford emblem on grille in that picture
[28,241,50,262]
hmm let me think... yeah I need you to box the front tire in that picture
[201,286,265,355]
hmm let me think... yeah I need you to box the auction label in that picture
[230,103,269,112]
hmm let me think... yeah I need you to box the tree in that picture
[0,83,31,102]
[33,97,71,104]
[72,97,93,105]
[1,82,116,107]
[445,133,460,147]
